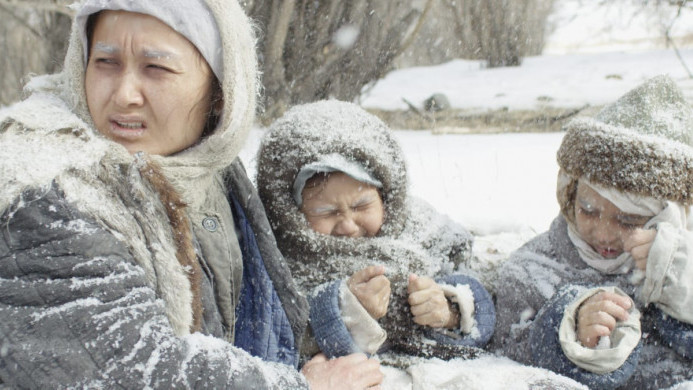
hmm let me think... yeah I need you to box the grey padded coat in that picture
[0,0,310,388]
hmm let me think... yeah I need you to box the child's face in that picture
[574,182,649,258]
[301,172,385,237]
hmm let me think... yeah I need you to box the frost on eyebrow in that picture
[143,49,179,61]
[92,42,118,54]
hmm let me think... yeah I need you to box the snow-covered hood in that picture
[255,101,474,286]
[256,100,409,260]
[0,0,259,336]
[7,0,258,207]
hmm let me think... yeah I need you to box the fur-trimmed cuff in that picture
[424,274,495,348]
[440,283,475,334]
[559,287,641,374]
[530,285,641,388]
[338,281,387,354]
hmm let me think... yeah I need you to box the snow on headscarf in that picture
[55,0,259,208]
[75,0,223,81]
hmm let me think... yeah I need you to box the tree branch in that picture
[0,3,42,37]
[665,0,693,78]
[0,0,74,16]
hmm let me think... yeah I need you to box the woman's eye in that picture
[94,58,117,65]
[147,64,166,71]
[147,64,174,73]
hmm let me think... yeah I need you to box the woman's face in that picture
[574,182,649,258]
[301,172,385,238]
[85,11,214,156]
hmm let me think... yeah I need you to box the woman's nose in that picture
[113,72,144,108]
[333,216,361,237]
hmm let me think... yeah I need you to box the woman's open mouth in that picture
[109,120,146,139]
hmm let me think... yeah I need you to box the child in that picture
[255,100,496,362]
[490,75,693,389]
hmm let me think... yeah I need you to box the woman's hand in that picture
[407,274,458,329]
[577,291,632,348]
[623,228,656,271]
[301,353,383,390]
[348,265,390,319]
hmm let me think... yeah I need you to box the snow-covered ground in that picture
[358,49,693,112]
[359,0,693,112]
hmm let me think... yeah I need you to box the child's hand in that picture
[347,265,390,319]
[577,291,632,348]
[407,274,458,329]
[623,228,656,271]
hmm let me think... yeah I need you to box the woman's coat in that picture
[0,0,309,388]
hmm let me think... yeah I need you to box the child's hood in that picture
[256,100,409,251]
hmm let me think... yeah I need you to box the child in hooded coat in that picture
[490,75,693,390]
[256,100,496,363]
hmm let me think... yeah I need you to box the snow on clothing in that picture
[255,100,496,361]
[492,217,692,389]
[491,76,693,389]
[0,0,310,388]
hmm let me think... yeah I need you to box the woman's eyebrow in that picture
[92,42,118,54]
[142,49,179,60]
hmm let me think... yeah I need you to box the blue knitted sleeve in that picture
[307,280,361,358]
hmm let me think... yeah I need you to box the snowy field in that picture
[242,0,693,266]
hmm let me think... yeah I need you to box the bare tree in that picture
[1,0,431,121]
[243,0,432,121]
[444,0,554,68]
[0,2,71,105]
[661,0,693,77]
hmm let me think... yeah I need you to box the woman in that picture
[0,1,381,388]
[491,75,693,389]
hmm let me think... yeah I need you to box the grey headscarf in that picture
[75,0,223,80]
